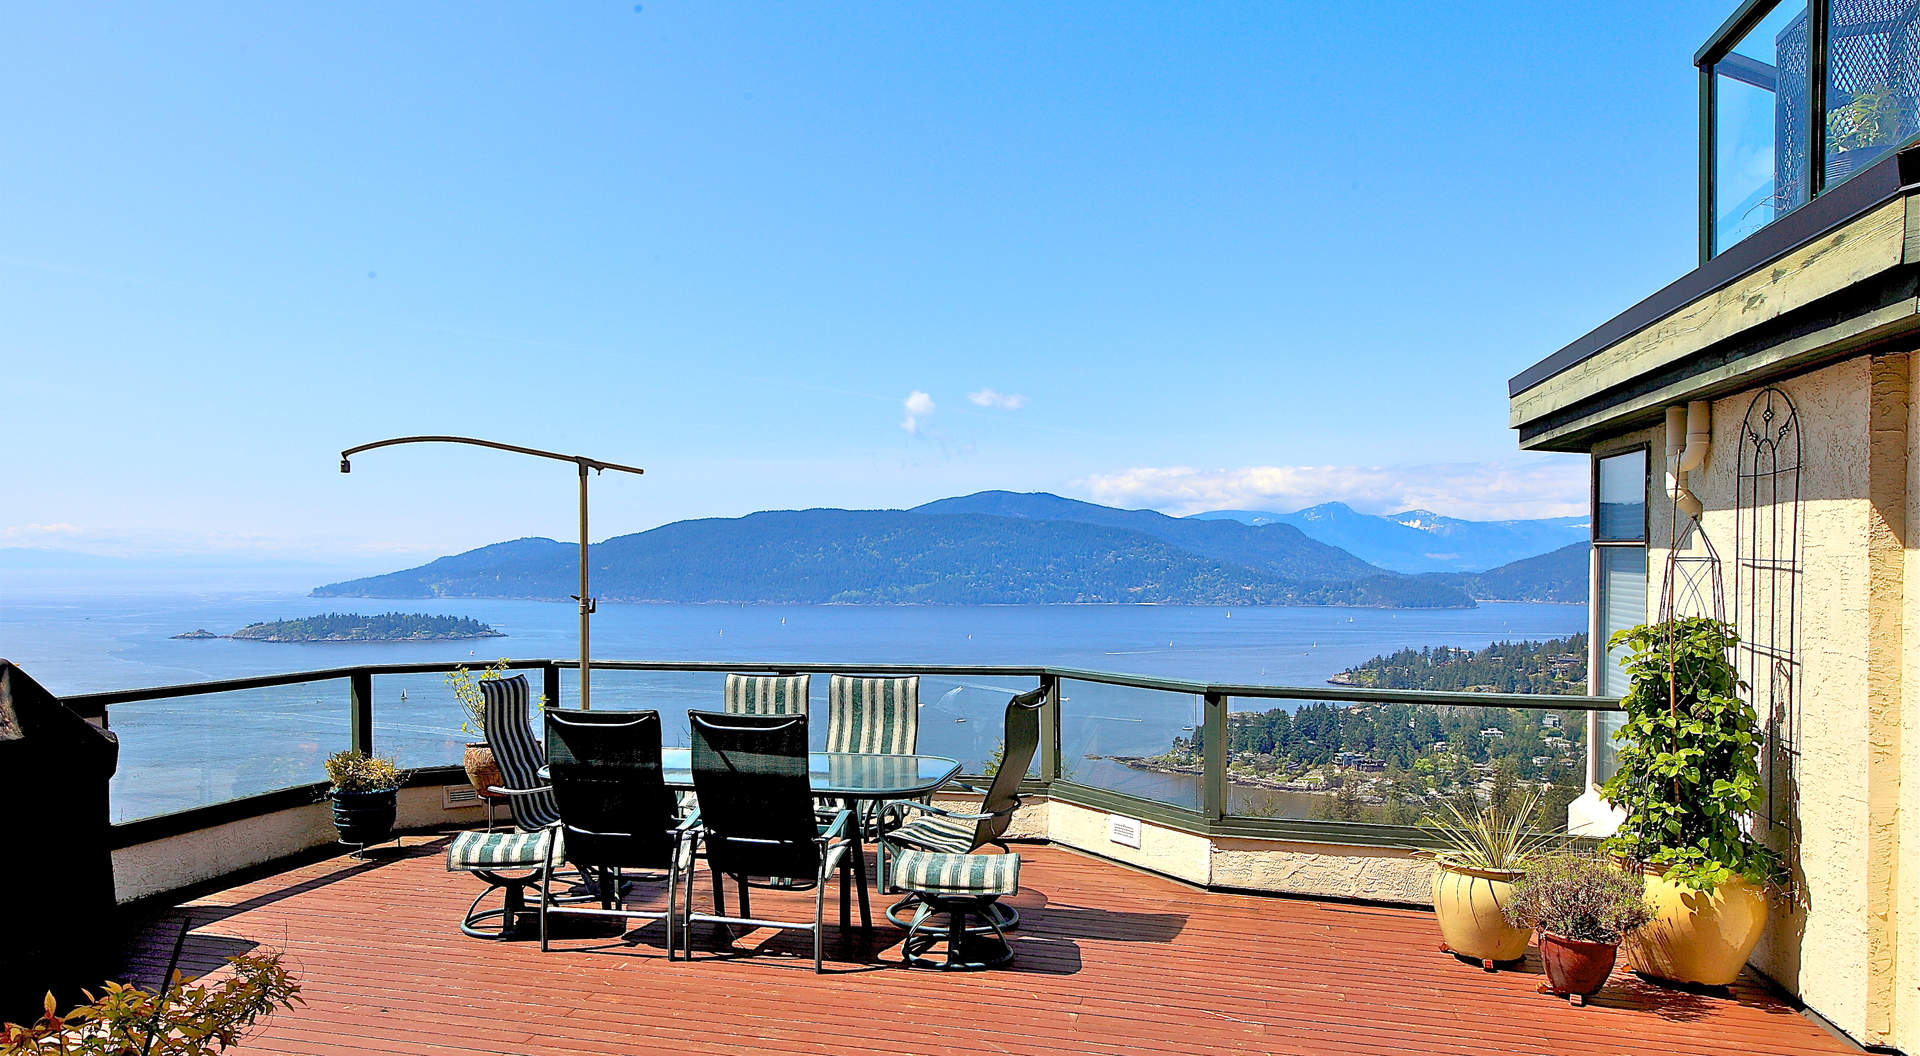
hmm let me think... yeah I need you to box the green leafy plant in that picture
[1599,617,1784,891]
[1,953,299,1055]
[1416,787,1559,871]
[1827,86,1906,152]
[1502,852,1654,945]
[444,658,543,736]
[323,750,402,794]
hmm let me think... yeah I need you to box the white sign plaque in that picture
[1108,813,1142,849]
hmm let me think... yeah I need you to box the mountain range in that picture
[314,491,1589,609]
[1189,503,1588,573]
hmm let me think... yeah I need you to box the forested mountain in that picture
[1191,502,1588,573]
[1427,542,1590,604]
[316,501,1475,608]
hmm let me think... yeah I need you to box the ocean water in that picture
[0,590,1586,821]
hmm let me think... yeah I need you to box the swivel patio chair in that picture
[723,672,810,716]
[444,674,564,939]
[878,684,1045,931]
[538,709,697,957]
[681,710,866,972]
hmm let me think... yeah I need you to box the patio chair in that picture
[723,672,810,716]
[680,710,866,972]
[877,684,1045,930]
[444,674,563,939]
[824,674,918,754]
[824,674,919,832]
[538,709,697,957]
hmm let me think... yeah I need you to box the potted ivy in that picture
[1417,790,1557,970]
[323,750,402,849]
[1825,86,1906,182]
[1600,617,1784,987]
[1503,853,1654,1005]
[446,659,511,802]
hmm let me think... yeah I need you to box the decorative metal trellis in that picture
[1733,386,1804,835]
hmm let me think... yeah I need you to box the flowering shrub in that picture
[323,750,402,793]
[1502,853,1654,945]
[1,953,299,1055]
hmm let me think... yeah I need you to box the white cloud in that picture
[1078,457,1588,521]
[900,390,937,435]
[967,388,1028,411]
[2,522,88,542]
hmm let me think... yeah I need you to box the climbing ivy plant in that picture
[1599,617,1784,892]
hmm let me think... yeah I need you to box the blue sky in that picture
[2,3,1727,573]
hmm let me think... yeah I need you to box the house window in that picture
[1592,449,1649,782]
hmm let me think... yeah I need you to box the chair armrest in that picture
[815,807,853,843]
[880,798,1013,825]
[486,783,554,797]
[673,811,703,834]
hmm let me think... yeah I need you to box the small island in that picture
[180,612,506,643]
[170,629,219,640]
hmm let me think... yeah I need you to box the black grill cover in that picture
[0,661,119,1026]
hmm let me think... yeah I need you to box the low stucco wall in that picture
[113,784,486,904]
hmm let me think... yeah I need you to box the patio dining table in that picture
[540,749,963,927]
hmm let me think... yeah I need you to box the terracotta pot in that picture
[1539,932,1618,1002]
[1620,868,1767,987]
[1430,856,1531,968]
[463,742,505,800]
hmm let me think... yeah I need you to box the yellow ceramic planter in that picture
[1430,857,1531,968]
[1621,870,1767,987]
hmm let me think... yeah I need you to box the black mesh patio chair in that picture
[444,674,564,938]
[681,710,866,972]
[538,709,697,957]
[877,685,1045,931]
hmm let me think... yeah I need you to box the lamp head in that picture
[339,457,352,474]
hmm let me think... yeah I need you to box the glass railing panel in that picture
[911,674,1043,777]
[1713,0,1813,253]
[108,678,350,823]
[555,667,725,748]
[1823,0,1920,189]
[1058,677,1203,811]
[371,671,475,771]
[1222,697,1589,830]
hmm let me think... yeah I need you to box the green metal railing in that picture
[69,659,1621,853]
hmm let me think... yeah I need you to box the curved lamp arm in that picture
[340,435,645,477]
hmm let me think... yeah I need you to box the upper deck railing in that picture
[70,658,1620,853]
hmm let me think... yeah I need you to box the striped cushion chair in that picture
[444,674,563,939]
[825,675,918,755]
[723,673,811,717]
[888,849,1021,970]
[879,685,1046,931]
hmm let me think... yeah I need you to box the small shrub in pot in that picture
[1503,853,1655,1004]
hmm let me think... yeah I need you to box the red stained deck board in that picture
[114,838,1853,1056]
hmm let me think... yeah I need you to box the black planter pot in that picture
[329,787,397,847]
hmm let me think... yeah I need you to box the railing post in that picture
[1038,674,1060,784]
[543,661,562,711]
[1201,690,1227,824]
[349,670,373,757]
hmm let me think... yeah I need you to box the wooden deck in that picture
[119,837,1854,1056]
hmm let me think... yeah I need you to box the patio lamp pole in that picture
[338,435,644,710]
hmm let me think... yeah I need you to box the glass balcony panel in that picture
[1057,678,1203,811]
[1222,697,1590,828]
[1824,0,1920,188]
[555,668,1036,775]
[108,679,349,823]
[1714,1,1813,253]
[372,672,473,770]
